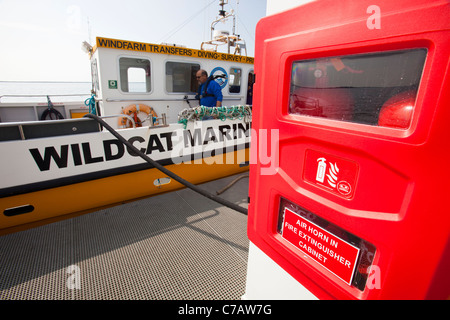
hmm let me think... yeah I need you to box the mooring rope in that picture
[178,105,252,128]
[83,113,248,215]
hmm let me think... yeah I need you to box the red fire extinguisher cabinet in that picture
[247,0,450,299]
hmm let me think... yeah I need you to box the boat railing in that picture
[104,96,244,103]
[0,93,91,103]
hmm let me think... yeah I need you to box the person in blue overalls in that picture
[196,69,223,108]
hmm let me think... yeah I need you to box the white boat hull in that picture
[0,118,250,233]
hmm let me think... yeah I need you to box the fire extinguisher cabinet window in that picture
[289,49,427,129]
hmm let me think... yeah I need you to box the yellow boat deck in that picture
[0,173,249,300]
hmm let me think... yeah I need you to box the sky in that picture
[0,0,267,82]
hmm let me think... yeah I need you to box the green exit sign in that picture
[108,80,118,89]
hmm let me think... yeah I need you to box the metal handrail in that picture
[0,94,90,98]
[0,93,91,103]
[0,117,95,127]
[105,96,244,102]
[101,114,136,128]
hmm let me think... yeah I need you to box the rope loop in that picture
[177,105,252,128]
[84,95,97,115]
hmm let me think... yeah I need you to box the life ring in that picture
[118,104,158,128]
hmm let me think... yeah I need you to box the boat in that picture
[0,1,253,233]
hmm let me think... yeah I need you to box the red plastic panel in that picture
[248,0,450,299]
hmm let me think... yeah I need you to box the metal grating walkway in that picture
[0,174,249,300]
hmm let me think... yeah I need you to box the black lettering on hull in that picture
[29,146,69,171]
[29,124,250,171]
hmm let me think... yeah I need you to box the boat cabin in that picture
[88,37,255,129]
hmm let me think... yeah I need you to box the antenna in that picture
[219,0,228,17]
[87,16,92,44]
[200,0,246,55]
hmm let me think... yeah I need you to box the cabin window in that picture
[289,49,427,129]
[246,71,255,105]
[229,68,242,94]
[165,62,200,93]
[119,57,151,93]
